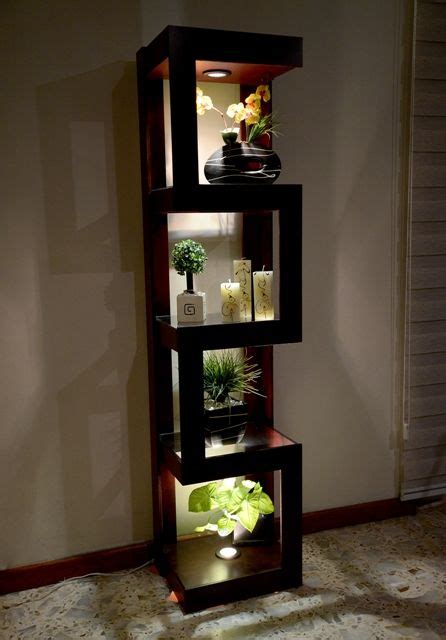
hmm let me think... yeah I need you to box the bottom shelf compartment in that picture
[159,534,301,613]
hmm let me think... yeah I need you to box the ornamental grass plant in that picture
[203,350,264,409]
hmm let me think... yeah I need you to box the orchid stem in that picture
[213,106,228,130]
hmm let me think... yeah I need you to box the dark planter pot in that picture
[204,142,281,185]
[233,513,275,547]
[204,400,248,447]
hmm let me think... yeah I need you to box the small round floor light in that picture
[215,545,241,560]
[203,69,232,79]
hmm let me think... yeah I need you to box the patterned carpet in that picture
[1,502,445,639]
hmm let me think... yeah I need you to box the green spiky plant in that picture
[247,112,282,144]
[203,350,264,409]
[189,477,274,536]
[171,239,207,292]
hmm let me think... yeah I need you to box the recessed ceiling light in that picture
[203,69,232,78]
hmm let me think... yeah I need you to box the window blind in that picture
[402,0,446,500]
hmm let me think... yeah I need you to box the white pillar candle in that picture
[233,259,252,322]
[220,280,240,323]
[253,270,274,321]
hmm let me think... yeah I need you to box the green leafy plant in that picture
[189,477,274,536]
[171,239,207,292]
[203,350,264,408]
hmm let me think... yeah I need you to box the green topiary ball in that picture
[171,239,207,275]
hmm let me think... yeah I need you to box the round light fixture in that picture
[203,69,232,79]
[215,545,241,560]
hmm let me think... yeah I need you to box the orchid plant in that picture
[196,85,279,145]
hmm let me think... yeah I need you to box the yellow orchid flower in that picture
[255,85,271,102]
[196,87,213,115]
[227,102,249,124]
[244,101,260,122]
[245,93,261,108]
[226,102,245,119]
[246,112,260,125]
[234,109,248,124]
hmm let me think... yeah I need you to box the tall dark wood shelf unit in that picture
[137,25,303,613]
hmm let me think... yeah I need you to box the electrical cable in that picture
[1,559,154,610]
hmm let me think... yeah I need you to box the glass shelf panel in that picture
[160,423,297,459]
[158,312,279,329]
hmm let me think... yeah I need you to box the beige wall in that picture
[1,0,404,569]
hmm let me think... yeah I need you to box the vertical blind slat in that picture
[403,2,446,500]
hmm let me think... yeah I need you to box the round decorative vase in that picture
[204,142,281,185]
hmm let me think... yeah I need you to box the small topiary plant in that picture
[171,239,207,292]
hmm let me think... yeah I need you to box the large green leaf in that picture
[257,491,274,515]
[216,516,237,537]
[213,487,232,510]
[188,483,217,512]
[195,522,218,532]
[237,500,259,533]
[226,486,248,513]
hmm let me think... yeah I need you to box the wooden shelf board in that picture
[164,534,282,591]
[148,60,297,84]
[147,184,302,213]
[157,313,301,351]
[160,424,301,484]
[158,533,302,612]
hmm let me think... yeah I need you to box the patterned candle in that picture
[253,269,274,321]
[233,259,252,322]
[220,280,240,323]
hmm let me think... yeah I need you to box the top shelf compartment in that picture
[137,26,303,194]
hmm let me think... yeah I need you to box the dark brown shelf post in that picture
[137,25,303,613]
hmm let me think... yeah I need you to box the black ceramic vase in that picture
[204,399,248,447]
[204,142,281,185]
[233,513,275,547]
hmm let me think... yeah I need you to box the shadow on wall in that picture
[35,62,151,554]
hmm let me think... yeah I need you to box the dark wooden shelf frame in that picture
[137,24,303,613]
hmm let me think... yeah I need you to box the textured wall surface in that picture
[0,0,403,568]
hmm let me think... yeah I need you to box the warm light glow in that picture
[203,69,232,78]
[216,545,240,560]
